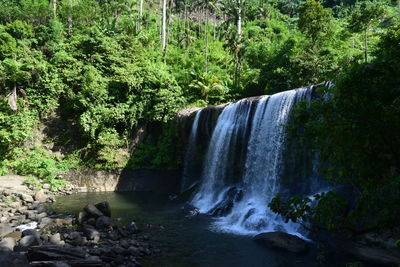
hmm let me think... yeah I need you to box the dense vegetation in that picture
[0,0,399,229]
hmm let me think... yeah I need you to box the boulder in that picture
[94,202,111,217]
[253,232,309,253]
[0,223,13,238]
[345,241,400,266]
[49,233,65,246]
[84,204,104,218]
[19,235,39,249]
[20,194,34,203]
[27,245,86,261]
[4,231,22,241]
[95,216,116,230]
[0,251,29,267]
[78,211,88,224]
[67,232,85,246]
[82,224,100,241]
[42,184,51,190]
[0,237,17,251]
[34,190,47,203]
[22,229,40,240]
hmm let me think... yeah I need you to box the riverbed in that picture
[50,192,342,267]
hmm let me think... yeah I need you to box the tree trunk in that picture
[237,0,242,42]
[138,0,144,31]
[364,28,368,63]
[52,0,57,17]
[162,0,167,54]
[205,2,209,73]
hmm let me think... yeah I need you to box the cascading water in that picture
[181,109,202,192]
[189,86,319,236]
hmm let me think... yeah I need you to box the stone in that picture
[253,232,309,253]
[0,251,29,266]
[25,210,38,220]
[27,245,86,261]
[67,232,85,246]
[36,204,47,214]
[34,190,48,203]
[82,224,100,240]
[49,233,65,246]
[95,216,116,230]
[94,202,111,217]
[0,237,17,251]
[37,212,47,221]
[0,217,7,223]
[19,235,39,248]
[0,223,13,238]
[9,201,21,209]
[84,204,104,218]
[42,184,51,190]
[4,231,22,241]
[22,229,40,239]
[78,211,88,224]
[345,241,400,266]
[39,217,53,229]
[20,193,34,203]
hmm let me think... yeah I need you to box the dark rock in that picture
[120,239,130,249]
[82,224,100,241]
[253,232,309,253]
[22,229,40,240]
[345,241,400,266]
[112,245,124,255]
[27,245,86,261]
[0,251,29,267]
[20,235,39,249]
[0,223,13,237]
[67,232,85,246]
[94,202,111,217]
[0,237,17,251]
[84,205,103,218]
[87,218,96,226]
[35,204,47,214]
[95,216,116,230]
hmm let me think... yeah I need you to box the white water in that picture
[191,87,314,236]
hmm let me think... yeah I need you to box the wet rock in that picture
[35,204,47,214]
[82,224,100,241]
[112,245,124,255]
[36,212,47,221]
[95,216,116,230]
[39,217,53,229]
[27,245,86,261]
[22,229,40,240]
[20,194,34,203]
[0,251,29,267]
[34,190,47,203]
[345,241,400,266]
[20,235,39,249]
[0,237,17,251]
[94,202,111,217]
[253,232,309,253]
[67,232,85,246]
[84,204,103,218]
[0,223,13,237]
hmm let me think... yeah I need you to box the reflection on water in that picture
[50,192,331,267]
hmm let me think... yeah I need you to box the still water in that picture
[50,192,335,267]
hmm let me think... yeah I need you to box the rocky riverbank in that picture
[0,188,160,267]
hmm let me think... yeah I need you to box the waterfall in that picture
[181,110,202,192]
[188,87,319,236]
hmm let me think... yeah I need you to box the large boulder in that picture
[253,232,309,253]
[19,193,34,203]
[95,216,116,230]
[94,202,111,217]
[0,237,17,252]
[84,204,104,218]
[34,190,48,203]
[0,223,13,238]
[345,241,400,266]
[19,235,39,249]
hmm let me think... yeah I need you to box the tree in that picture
[298,0,332,45]
[348,1,386,62]
[162,0,167,54]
